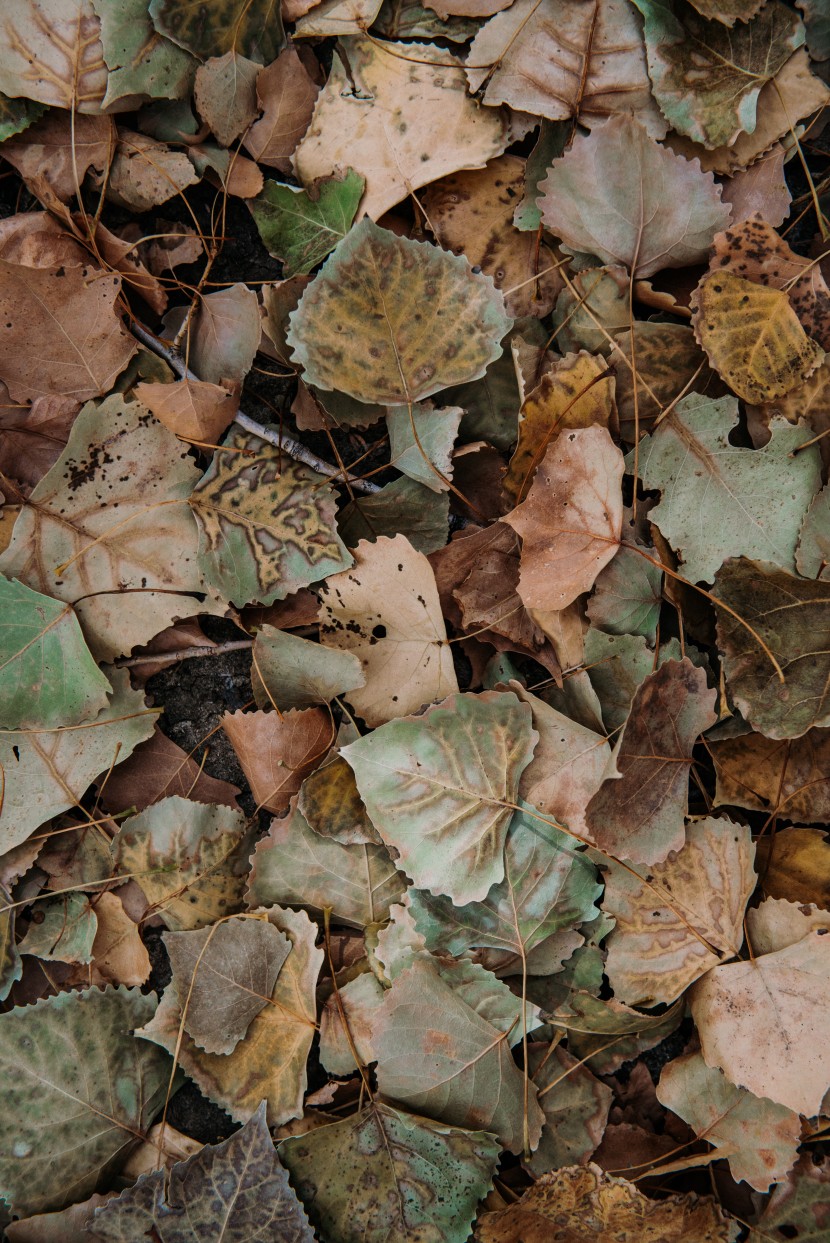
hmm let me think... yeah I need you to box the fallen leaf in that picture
[337,476,450,556]
[87,891,150,988]
[318,970,383,1074]
[797,483,830,580]
[587,543,663,642]
[526,1043,612,1175]
[748,1153,830,1243]
[194,51,259,147]
[721,144,792,229]
[134,378,237,444]
[293,0,383,36]
[251,625,364,710]
[0,111,113,202]
[148,0,284,60]
[243,46,320,172]
[747,896,830,954]
[249,168,364,278]
[0,0,107,111]
[447,523,548,655]
[92,0,196,111]
[386,402,463,492]
[610,322,725,441]
[176,283,260,391]
[102,130,199,213]
[712,731,830,825]
[99,728,241,814]
[222,706,333,814]
[753,827,830,908]
[18,892,97,964]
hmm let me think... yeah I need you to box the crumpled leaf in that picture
[148,0,284,61]
[222,706,333,814]
[287,218,512,406]
[0,111,113,202]
[690,929,830,1115]
[538,115,730,278]
[280,1100,500,1243]
[504,426,625,612]
[90,1103,314,1242]
[0,986,172,1216]
[0,0,107,112]
[101,131,199,213]
[163,916,291,1055]
[190,426,352,607]
[319,534,457,726]
[602,816,755,1006]
[293,36,508,222]
[249,168,364,278]
[526,1043,612,1175]
[638,393,822,583]
[137,905,322,1125]
[714,558,830,739]
[344,689,537,904]
[0,576,111,729]
[586,658,718,865]
[444,524,550,657]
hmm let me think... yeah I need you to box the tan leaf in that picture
[222,707,334,814]
[0,212,86,268]
[747,897,830,955]
[244,47,321,172]
[720,144,791,229]
[505,426,624,611]
[691,272,824,404]
[294,0,383,36]
[135,379,238,443]
[88,891,150,987]
[294,35,508,221]
[0,0,107,112]
[0,112,113,202]
[690,929,830,1115]
[0,262,135,403]
[422,156,562,318]
[318,534,458,726]
[426,0,512,16]
[102,131,199,213]
[194,52,260,148]
[603,817,755,1006]
[90,221,168,315]
[505,352,616,502]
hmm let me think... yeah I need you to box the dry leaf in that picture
[222,707,334,814]
[88,891,151,988]
[720,145,792,228]
[102,130,199,213]
[712,730,830,825]
[244,46,321,172]
[747,896,830,955]
[754,827,830,909]
[135,378,238,443]
[0,111,113,202]
[0,0,107,111]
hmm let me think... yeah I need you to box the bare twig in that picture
[114,639,254,669]
[130,319,380,494]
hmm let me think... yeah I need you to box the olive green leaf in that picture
[92,0,196,110]
[91,1103,314,1242]
[280,1100,500,1243]
[148,0,284,62]
[0,986,172,1216]
[0,94,46,141]
[338,476,450,555]
[343,690,538,904]
[249,169,365,278]
[251,625,364,711]
[287,219,512,405]
[190,426,352,607]
[0,577,112,730]
[587,546,663,642]
[714,558,830,738]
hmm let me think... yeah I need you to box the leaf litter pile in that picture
[2,0,830,1239]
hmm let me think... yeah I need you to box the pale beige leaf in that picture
[0,112,113,202]
[0,0,107,112]
[746,897,830,955]
[194,52,259,147]
[294,0,383,36]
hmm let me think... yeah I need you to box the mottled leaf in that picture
[0,0,107,112]
[611,322,725,442]
[526,1043,611,1175]
[148,0,284,61]
[92,0,195,110]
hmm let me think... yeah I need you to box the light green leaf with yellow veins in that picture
[249,169,365,278]
[343,690,538,904]
[386,402,463,492]
[138,905,323,1126]
[112,795,248,931]
[190,426,352,607]
[0,576,111,730]
[0,668,156,854]
[280,1100,500,1243]
[17,893,98,965]
[252,625,364,711]
[632,0,804,148]
[246,799,405,928]
[91,0,195,111]
[638,394,822,584]
[0,986,172,1217]
[603,816,755,1007]
[148,0,284,61]
[0,0,108,112]
[287,219,512,406]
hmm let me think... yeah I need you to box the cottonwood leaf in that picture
[138,905,322,1125]
[0,895,21,1003]
[243,46,320,172]
[0,668,155,853]
[0,0,107,111]
[690,929,830,1115]
[92,0,195,111]
[475,1163,739,1242]
[551,266,630,357]
[134,378,237,445]
[148,0,284,60]
[293,0,383,37]
[603,816,755,1006]
[691,272,824,404]
[100,728,241,815]
[526,1043,611,1175]
[714,558,830,738]
[102,131,198,213]
[249,169,364,278]
[721,144,792,229]
[163,917,291,1055]
[174,284,260,391]
[18,892,97,964]
[797,483,830,580]
[754,827,830,909]
[386,403,463,492]
[87,891,150,988]
[0,395,221,662]
[190,426,352,607]
[712,730,830,825]
[408,802,600,959]
[747,897,830,955]
[344,689,537,904]
[0,576,111,729]
[538,115,730,278]
[319,534,457,726]
[112,795,248,931]
[587,545,663,642]
[374,0,480,39]
[298,749,379,846]
[338,475,450,556]
[280,1100,500,1243]
[586,658,718,865]
[504,426,625,612]
[0,986,172,1216]
[611,323,725,442]
[442,524,549,657]
[638,394,822,583]
[293,36,508,222]
[222,706,333,815]
[687,0,766,22]
[251,626,364,711]
[466,0,665,134]
[0,111,113,203]
[246,799,405,927]
[372,957,544,1152]
[287,219,511,406]
[90,1103,314,1243]
[632,0,803,148]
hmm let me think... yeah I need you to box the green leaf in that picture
[91,1103,314,1242]
[92,0,196,110]
[190,426,352,607]
[17,893,98,965]
[251,625,364,711]
[344,690,538,904]
[583,630,691,733]
[0,890,21,1003]
[638,395,822,584]
[0,986,172,1216]
[632,0,804,148]
[287,218,512,405]
[249,169,365,278]
[0,577,112,729]
[587,546,663,642]
[408,803,600,959]
[148,0,284,61]
[280,1100,500,1243]
[0,668,156,854]
[246,799,405,928]
[386,402,463,492]
[714,558,830,738]
[338,476,450,555]
[0,94,46,141]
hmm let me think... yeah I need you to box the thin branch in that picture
[114,639,254,669]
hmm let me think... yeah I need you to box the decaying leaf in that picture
[222,706,333,814]
[526,1043,612,1175]
[243,46,321,172]
[148,0,284,61]
[134,378,237,445]
[611,321,725,441]
[712,731,830,825]
[753,827,830,908]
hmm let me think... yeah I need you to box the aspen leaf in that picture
[148,0,284,61]
[753,827,830,909]
[249,168,364,278]
[526,1043,611,1175]
[243,46,320,173]
[92,0,196,111]
[747,897,830,955]
[611,322,725,442]
[251,625,364,710]
[712,732,830,826]
[133,379,237,444]
[222,706,334,815]
[0,0,108,112]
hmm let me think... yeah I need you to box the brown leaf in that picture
[711,729,830,825]
[222,707,334,814]
[0,394,79,493]
[754,827,830,909]
[0,0,107,112]
[244,46,321,172]
[450,522,546,653]
[720,144,791,229]
[102,130,199,213]
[87,891,150,988]
[88,221,168,315]
[1,112,114,202]
[505,426,625,612]
[99,727,241,814]
[611,323,725,443]
[135,378,238,443]
[194,51,260,148]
